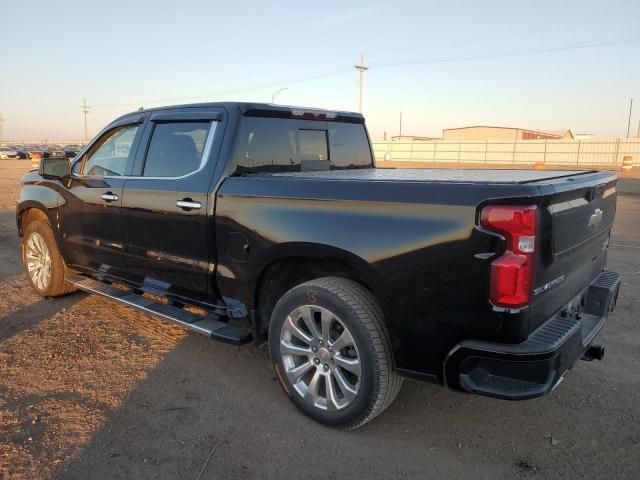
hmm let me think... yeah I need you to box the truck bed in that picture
[267,168,594,184]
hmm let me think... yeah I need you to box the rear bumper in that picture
[444,270,621,400]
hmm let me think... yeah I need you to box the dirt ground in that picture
[0,160,639,479]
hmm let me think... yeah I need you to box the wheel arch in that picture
[253,242,394,337]
[17,202,55,237]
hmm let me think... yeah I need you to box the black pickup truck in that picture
[17,102,621,429]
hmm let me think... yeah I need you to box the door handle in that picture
[176,199,202,211]
[101,192,119,202]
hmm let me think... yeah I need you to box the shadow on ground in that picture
[0,211,22,283]
[0,293,83,342]
[56,315,640,479]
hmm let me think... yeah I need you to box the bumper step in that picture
[67,274,252,345]
[444,269,621,400]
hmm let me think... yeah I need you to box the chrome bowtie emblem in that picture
[588,208,603,227]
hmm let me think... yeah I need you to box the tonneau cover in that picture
[266,168,592,184]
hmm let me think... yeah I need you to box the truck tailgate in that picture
[529,171,617,332]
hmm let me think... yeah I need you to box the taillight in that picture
[480,205,537,308]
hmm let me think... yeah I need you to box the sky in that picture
[1,0,639,141]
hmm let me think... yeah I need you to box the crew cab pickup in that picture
[17,102,621,429]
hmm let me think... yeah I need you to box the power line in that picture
[7,34,640,123]
[79,98,91,142]
[362,15,640,58]
[96,35,640,109]
[368,35,640,68]
[92,67,352,108]
[53,15,640,106]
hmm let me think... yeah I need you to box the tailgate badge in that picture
[588,208,603,227]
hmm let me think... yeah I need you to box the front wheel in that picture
[22,220,76,297]
[268,277,402,429]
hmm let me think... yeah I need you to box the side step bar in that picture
[67,275,252,345]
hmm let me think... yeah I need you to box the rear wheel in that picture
[268,277,402,429]
[22,220,75,297]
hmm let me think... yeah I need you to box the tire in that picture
[268,277,402,429]
[22,220,76,297]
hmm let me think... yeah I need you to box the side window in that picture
[328,123,373,169]
[237,117,298,174]
[143,122,213,177]
[80,124,139,176]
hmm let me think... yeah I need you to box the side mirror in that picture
[39,157,71,179]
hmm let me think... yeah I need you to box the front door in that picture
[120,110,222,303]
[60,121,143,277]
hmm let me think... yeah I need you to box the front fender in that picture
[16,184,63,237]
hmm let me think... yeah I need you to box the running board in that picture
[67,275,252,345]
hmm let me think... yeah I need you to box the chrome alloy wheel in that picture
[25,232,52,291]
[280,305,362,411]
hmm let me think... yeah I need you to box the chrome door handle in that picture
[101,192,119,202]
[176,199,202,210]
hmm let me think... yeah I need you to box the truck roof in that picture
[116,102,364,124]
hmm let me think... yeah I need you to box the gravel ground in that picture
[0,160,639,479]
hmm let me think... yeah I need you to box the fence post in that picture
[484,140,488,164]
[410,141,414,161]
[512,139,517,164]
[457,142,461,163]
[432,140,437,161]
[543,139,547,164]
[576,140,581,167]
[613,138,621,167]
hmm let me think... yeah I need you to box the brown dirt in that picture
[0,160,639,479]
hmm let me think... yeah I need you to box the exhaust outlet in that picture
[582,344,605,361]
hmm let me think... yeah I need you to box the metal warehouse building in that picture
[442,126,574,141]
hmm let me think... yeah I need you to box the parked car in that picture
[62,145,81,158]
[17,102,621,429]
[0,146,19,159]
[40,145,66,159]
[5,145,28,159]
[22,146,43,160]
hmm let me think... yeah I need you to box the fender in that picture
[16,186,63,237]
[256,241,390,302]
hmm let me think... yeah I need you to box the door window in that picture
[80,124,139,176]
[142,122,214,177]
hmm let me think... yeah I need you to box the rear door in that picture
[60,120,144,277]
[120,109,223,303]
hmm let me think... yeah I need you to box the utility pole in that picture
[354,53,368,113]
[0,113,4,143]
[79,98,91,142]
[399,111,403,137]
[626,98,633,138]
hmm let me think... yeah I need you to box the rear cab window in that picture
[235,117,373,175]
